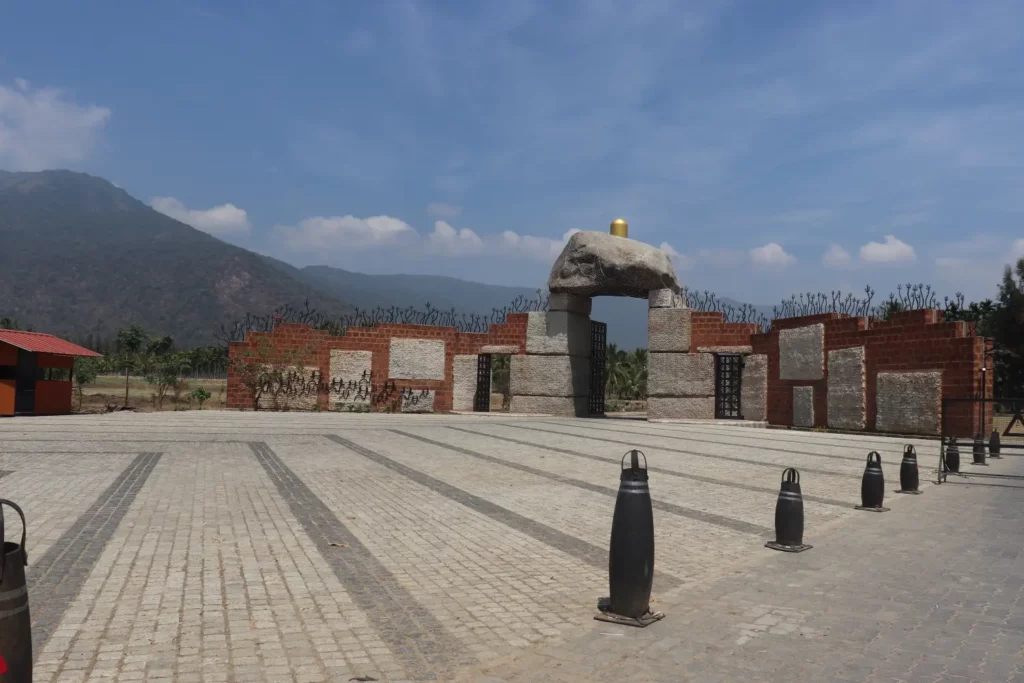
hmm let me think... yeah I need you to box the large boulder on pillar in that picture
[548,231,681,298]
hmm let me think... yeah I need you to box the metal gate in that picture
[939,397,1024,484]
[589,320,607,415]
[714,353,743,419]
[473,354,492,412]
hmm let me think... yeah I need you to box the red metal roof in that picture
[0,330,103,357]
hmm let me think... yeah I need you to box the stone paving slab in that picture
[0,411,1019,681]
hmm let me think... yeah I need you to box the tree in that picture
[146,351,192,410]
[987,258,1024,398]
[72,357,100,411]
[190,387,212,410]
[0,317,19,330]
[114,325,147,407]
[878,299,905,320]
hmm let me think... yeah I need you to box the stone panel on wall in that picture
[388,339,446,380]
[827,347,866,430]
[647,308,692,353]
[740,354,767,421]
[510,355,589,397]
[509,394,588,417]
[266,366,319,411]
[451,354,478,411]
[876,371,942,435]
[647,396,715,420]
[647,352,714,397]
[401,389,436,413]
[329,350,373,410]
[792,386,814,427]
[525,311,591,357]
[779,324,824,380]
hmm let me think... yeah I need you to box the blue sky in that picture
[2,1,1022,305]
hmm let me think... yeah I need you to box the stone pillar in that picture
[509,293,591,416]
[646,288,715,420]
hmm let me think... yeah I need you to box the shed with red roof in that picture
[0,330,103,416]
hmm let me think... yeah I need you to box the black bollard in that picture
[972,437,988,466]
[945,437,960,474]
[898,445,922,494]
[856,452,889,512]
[989,430,1002,459]
[596,450,664,627]
[0,499,32,683]
[766,468,811,552]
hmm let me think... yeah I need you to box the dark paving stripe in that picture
[499,423,851,477]
[0,439,254,444]
[582,418,930,451]
[391,429,771,537]
[28,452,162,656]
[0,451,142,455]
[444,426,852,509]
[535,420,870,463]
[250,442,468,680]
[325,434,683,590]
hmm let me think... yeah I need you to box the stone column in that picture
[646,288,715,420]
[509,293,591,416]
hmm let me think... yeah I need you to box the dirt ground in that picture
[76,375,227,413]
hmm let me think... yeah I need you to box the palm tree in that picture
[604,344,630,398]
[114,325,147,407]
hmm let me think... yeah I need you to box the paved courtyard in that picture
[1,412,1022,682]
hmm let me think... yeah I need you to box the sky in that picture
[2,0,1023,306]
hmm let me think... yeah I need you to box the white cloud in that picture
[426,202,463,219]
[822,244,853,268]
[659,242,694,271]
[150,197,251,236]
[859,235,916,264]
[750,242,796,268]
[501,228,579,261]
[276,215,417,250]
[428,220,484,255]
[0,79,111,170]
[1013,239,1024,258]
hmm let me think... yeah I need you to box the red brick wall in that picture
[689,312,760,351]
[226,314,528,412]
[749,309,990,437]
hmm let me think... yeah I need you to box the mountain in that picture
[0,170,351,347]
[287,263,544,315]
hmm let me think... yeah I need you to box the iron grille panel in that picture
[714,353,743,419]
[589,321,607,415]
[474,354,492,412]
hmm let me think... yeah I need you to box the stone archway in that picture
[510,227,697,418]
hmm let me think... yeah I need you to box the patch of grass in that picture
[77,376,227,412]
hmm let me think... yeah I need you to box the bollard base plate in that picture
[896,489,923,495]
[855,505,890,512]
[971,462,989,466]
[765,541,812,553]
[594,598,665,627]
